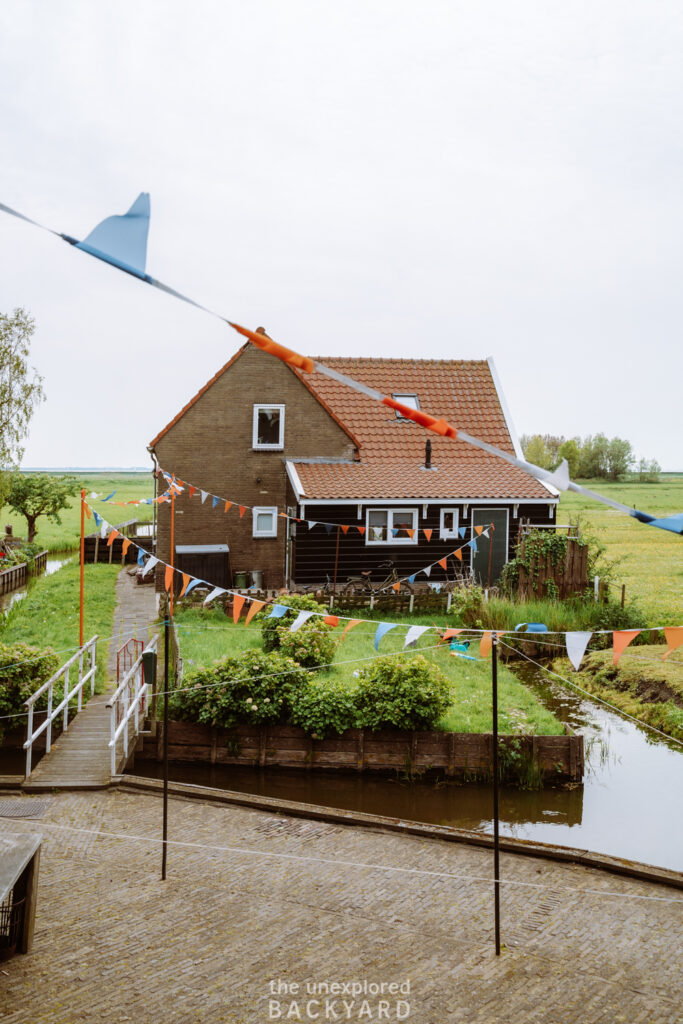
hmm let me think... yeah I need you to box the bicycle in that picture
[341,559,414,597]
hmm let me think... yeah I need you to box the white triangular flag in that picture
[423,564,432,578]
[100,520,109,539]
[307,521,318,530]
[290,610,315,631]
[203,586,227,605]
[565,631,592,671]
[142,556,159,578]
[404,625,430,648]
[547,458,571,491]
[200,490,209,504]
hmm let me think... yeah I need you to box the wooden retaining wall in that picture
[0,550,48,595]
[138,721,584,783]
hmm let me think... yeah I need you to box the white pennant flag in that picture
[423,564,432,578]
[290,610,315,631]
[307,521,318,530]
[203,586,227,605]
[142,556,159,578]
[200,490,209,504]
[565,631,592,671]
[100,520,109,539]
[404,625,430,648]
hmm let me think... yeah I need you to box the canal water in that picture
[130,663,683,873]
[0,555,73,614]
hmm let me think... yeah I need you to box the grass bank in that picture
[0,563,122,690]
[551,645,683,741]
[2,472,154,552]
[174,606,564,735]
[559,476,683,625]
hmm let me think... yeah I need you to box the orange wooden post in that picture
[169,491,175,616]
[79,488,85,647]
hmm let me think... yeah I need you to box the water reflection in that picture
[0,554,72,614]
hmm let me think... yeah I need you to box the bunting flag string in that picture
[2,194,680,535]
[81,499,682,670]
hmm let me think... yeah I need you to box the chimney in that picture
[424,439,432,469]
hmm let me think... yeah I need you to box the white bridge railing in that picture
[24,636,98,778]
[107,636,157,775]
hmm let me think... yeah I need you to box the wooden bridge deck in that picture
[22,570,158,792]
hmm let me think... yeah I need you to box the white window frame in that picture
[365,507,419,546]
[252,506,278,538]
[252,404,285,450]
[391,393,420,419]
[439,507,460,541]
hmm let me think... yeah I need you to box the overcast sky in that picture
[1,1,681,472]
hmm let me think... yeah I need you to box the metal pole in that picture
[492,631,501,956]
[170,492,175,617]
[161,614,169,880]
[79,489,85,648]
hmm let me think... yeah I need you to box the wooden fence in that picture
[84,520,154,565]
[0,550,48,596]
[138,721,584,784]
[516,536,588,600]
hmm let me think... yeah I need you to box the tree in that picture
[557,438,580,478]
[0,308,45,467]
[521,434,554,470]
[605,438,634,480]
[578,434,610,478]
[7,474,80,543]
[638,457,661,483]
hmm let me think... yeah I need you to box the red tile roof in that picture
[291,358,554,501]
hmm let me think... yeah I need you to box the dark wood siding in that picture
[292,501,556,586]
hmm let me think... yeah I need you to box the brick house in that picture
[148,340,558,590]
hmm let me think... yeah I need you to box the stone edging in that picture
[116,774,683,893]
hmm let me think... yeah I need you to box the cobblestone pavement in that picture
[0,789,681,1024]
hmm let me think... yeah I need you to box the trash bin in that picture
[234,571,248,589]
[250,569,264,590]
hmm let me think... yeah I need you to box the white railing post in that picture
[77,651,84,712]
[63,667,69,733]
[46,684,53,754]
[90,639,97,696]
[110,699,117,776]
[25,705,34,778]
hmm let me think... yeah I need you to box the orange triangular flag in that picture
[613,629,641,666]
[357,526,365,536]
[84,503,92,519]
[164,565,174,592]
[245,600,265,625]
[106,529,120,547]
[278,512,288,518]
[406,529,415,539]
[438,628,463,645]
[324,615,340,627]
[423,528,432,542]
[475,525,484,536]
[224,501,232,513]
[239,506,247,518]
[453,549,463,561]
[180,573,191,597]
[663,627,683,660]
[438,557,448,570]
[233,594,246,624]
[479,632,493,658]
[341,525,350,534]
[189,486,196,499]
[342,618,362,640]
[121,538,131,557]
[391,581,400,593]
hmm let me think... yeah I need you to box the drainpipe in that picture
[147,446,158,551]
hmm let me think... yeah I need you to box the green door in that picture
[471,508,509,587]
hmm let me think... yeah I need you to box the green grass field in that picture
[559,476,683,626]
[174,606,564,735]
[0,562,122,689]
[3,472,155,552]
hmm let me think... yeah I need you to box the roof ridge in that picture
[310,356,488,365]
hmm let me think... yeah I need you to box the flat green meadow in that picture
[559,475,683,626]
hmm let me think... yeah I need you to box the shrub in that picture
[289,678,359,738]
[261,593,327,651]
[278,621,338,669]
[0,641,59,741]
[170,649,309,729]
[354,655,451,731]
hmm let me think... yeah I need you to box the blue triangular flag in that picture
[103,491,115,502]
[324,524,334,534]
[137,547,145,566]
[212,495,220,508]
[408,574,416,585]
[374,621,398,650]
[469,538,478,553]
[268,604,288,619]
[93,511,102,527]
[458,526,467,538]
[184,578,203,595]
[391,528,399,537]
[75,192,150,279]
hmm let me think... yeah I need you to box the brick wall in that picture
[152,344,355,588]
